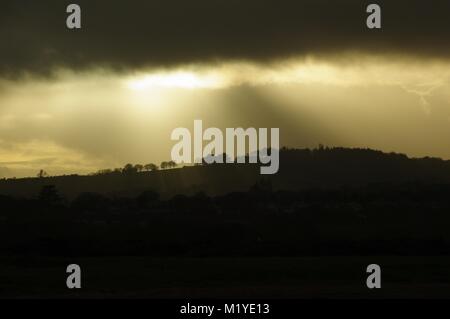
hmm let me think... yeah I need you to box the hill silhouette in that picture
[0,147,449,199]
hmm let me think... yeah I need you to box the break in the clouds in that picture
[1,0,449,77]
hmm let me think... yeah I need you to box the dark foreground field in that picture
[1,256,450,298]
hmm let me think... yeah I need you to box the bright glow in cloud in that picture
[126,71,226,90]
[124,57,450,101]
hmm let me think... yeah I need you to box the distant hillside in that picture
[1,147,450,199]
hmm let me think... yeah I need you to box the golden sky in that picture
[0,55,449,178]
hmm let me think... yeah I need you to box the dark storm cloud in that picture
[0,0,449,77]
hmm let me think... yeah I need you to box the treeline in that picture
[93,161,177,176]
[1,181,450,257]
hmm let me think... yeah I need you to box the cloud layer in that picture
[1,0,449,77]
